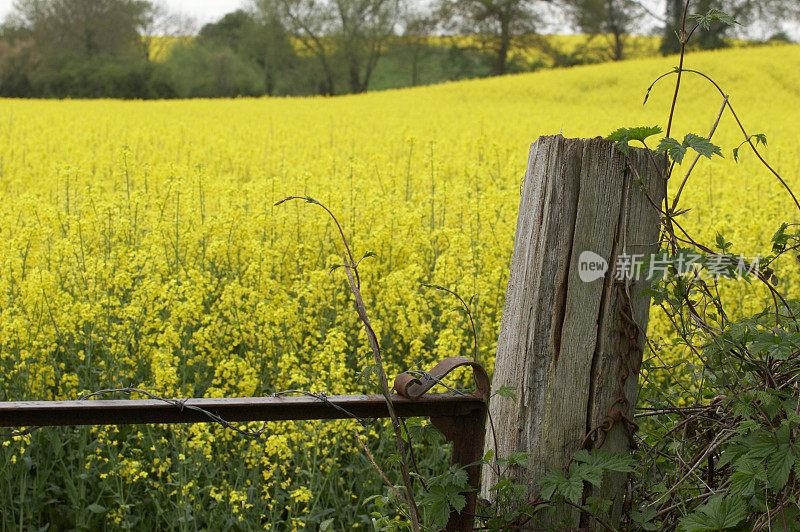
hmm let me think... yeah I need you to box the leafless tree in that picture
[139,1,196,60]
[564,0,642,61]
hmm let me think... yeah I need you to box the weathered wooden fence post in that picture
[481,135,664,527]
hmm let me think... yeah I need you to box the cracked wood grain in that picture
[481,135,664,528]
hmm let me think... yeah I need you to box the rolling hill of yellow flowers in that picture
[1,44,799,529]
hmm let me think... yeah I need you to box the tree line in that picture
[0,0,796,99]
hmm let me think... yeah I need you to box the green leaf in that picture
[539,468,565,500]
[716,447,739,469]
[679,495,747,531]
[730,456,767,494]
[772,222,790,253]
[492,385,517,400]
[688,8,739,30]
[746,433,777,459]
[86,503,106,514]
[657,137,687,164]
[574,449,635,472]
[592,450,636,472]
[422,422,445,444]
[714,233,731,252]
[575,464,604,488]
[422,464,472,528]
[607,125,662,155]
[658,134,721,164]
[734,134,768,162]
[683,133,723,159]
[573,450,591,463]
[356,251,378,267]
[632,507,659,531]
[507,452,533,467]
[767,444,795,490]
[680,511,718,531]
[422,481,465,528]
[319,518,334,531]
[561,474,584,504]
[607,125,662,143]
[585,496,612,518]
[489,479,511,492]
[768,340,796,361]
[449,467,469,489]
[429,498,451,527]
[447,492,466,513]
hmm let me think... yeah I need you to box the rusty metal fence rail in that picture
[0,357,489,532]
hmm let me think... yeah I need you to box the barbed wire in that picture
[1,365,476,441]
[400,370,471,397]
[1,385,376,440]
[269,390,374,427]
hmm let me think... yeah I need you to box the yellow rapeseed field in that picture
[1,44,799,528]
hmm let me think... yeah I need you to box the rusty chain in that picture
[582,283,641,450]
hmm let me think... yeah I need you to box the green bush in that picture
[154,42,266,98]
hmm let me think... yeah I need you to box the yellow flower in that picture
[0,43,797,528]
[290,486,313,504]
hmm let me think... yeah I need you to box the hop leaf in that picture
[714,232,732,252]
[422,489,452,528]
[422,466,471,528]
[658,134,722,164]
[679,495,747,531]
[492,385,517,400]
[689,9,739,30]
[733,133,767,162]
[607,125,662,143]
[632,507,659,531]
[356,251,378,267]
[683,133,723,159]
[772,222,790,253]
[561,474,585,504]
[657,137,687,164]
[539,468,566,500]
[767,444,795,490]
[607,125,662,155]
